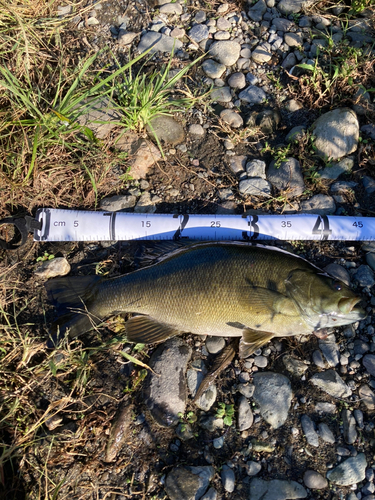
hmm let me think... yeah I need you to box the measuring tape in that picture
[25,208,375,243]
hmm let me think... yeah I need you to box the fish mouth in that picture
[338,297,366,318]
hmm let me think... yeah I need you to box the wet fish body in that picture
[47,243,365,357]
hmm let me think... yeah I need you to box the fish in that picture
[46,242,366,358]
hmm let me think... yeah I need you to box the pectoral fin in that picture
[239,285,282,313]
[125,315,180,344]
[239,328,275,359]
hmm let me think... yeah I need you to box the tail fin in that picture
[45,276,103,345]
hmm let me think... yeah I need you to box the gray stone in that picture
[214,31,231,41]
[320,157,354,180]
[35,257,71,278]
[165,465,215,500]
[278,0,314,14]
[254,355,268,368]
[301,415,319,447]
[252,45,272,63]
[200,487,217,500]
[228,72,246,89]
[211,87,232,103]
[75,97,123,139]
[353,87,373,115]
[189,24,209,43]
[353,265,375,287]
[303,470,328,489]
[187,358,207,397]
[246,159,267,179]
[216,17,231,30]
[221,465,235,493]
[238,396,254,431]
[366,252,375,271]
[300,194,336,215]
[246,73,259,85]
[118,31,140,46]
[187,359,217,411]
[318,423,336,444]
[252,372,292,429]
[359,385,375,410]
[319,334,340,367]
[361,124,375,140]
[315,402,336,414]
[220,109,244,128]
[267,158,305,197]
[310,370,352,398]
[282,355,309,376]
[299,16,312,27]
[134,192,157,213]
[285,99,303,112]
[209,41,241,66]
[100,194,137,211]
[202,59,226,79]
[159,3,182,14]
[249,478,307,500]
[342,409,357,444]
[146,115,185,146]
[286,125,306,143]
[239,178,272,196]
[138,31,183,53]
[194,10,206,23]
[284,32,303,47]
[229,155,247,174]
[272,18,294,31]
[239,85,267,104]
[144,338,192,427]
[238,383,255,398]
[199,415,224,431]
[312,350,326,369]
[248,0,267,22]
[326,454,367,486]
[363,355,375,377]
[213,435,224,448]
[310,108,359,160]
[281,53,297,70]
[189,124,205,138]
[330,180,357,193]
[246,461,262,476]
[363,176,375,195]
[206,336,225,354]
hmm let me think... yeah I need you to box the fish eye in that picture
[331,280,342,291]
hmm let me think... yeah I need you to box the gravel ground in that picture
[2,0,375,498]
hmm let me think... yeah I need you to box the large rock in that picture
[277,0,314,14]
[266,158,305,197]
[326,454,367,486]
[310,108,359,160]
[75,97,123,139]
[138,31,183,53]
[115,131,162,179]
[165,466,214,500]
[252,372,292,429]
[248,0,267,21]
[209,41,241,66]
[146,115,185,145]
[144,338,192,427]
[310,370,352,398]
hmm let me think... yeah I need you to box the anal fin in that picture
[239,328,275,359]
[125,315,180,344]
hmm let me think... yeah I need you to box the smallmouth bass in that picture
[46,243,366,357]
